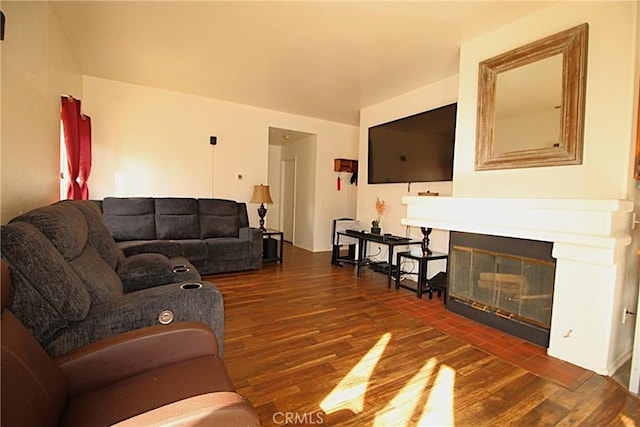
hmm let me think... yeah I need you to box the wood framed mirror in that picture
[475,23,588,171]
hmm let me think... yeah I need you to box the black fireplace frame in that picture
[447,297,551,347]
[447,231,555,347]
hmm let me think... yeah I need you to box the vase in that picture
[371,226,381,234]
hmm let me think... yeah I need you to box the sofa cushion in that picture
[176,239,208,263]
[1,222,91,343]
[69,246,124,304]
[102,198,156,241]
[68,200,125,269]
[12,203,88,261]
[198,200,240,239]
[155,198,200,240]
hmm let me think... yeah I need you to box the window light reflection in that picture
[374,358,437,426]
[320,333,391,415]
[418,363,456,426]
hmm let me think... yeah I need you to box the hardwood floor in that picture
[207,244,639,426]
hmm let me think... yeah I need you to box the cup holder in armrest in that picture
[180,282,203,290]
[173,265,190,273]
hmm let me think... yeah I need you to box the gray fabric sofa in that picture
[1,200,225,357]
[94,197,263,275]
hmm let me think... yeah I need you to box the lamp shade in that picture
[250,184,273,204]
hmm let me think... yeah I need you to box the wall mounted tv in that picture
[368,103,457,184]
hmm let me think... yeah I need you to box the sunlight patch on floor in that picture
[373,358,437,426]
[619,413,638,427]
[418,364,456,426]
[320,333,391,415]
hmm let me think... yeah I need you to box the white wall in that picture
[1,1,82,223]
[313,131,359,252]
[82,76,358,251]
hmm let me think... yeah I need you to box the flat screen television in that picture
[368,103,457,184]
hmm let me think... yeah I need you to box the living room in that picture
[2,0,640,424]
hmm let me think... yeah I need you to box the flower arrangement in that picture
[371,197,386,228]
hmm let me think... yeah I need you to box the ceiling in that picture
[50,1,555,126]
[269,127,314,146]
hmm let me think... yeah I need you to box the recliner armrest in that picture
[112,392,261,427]
[55,321,219,395]
[240,227,262,242]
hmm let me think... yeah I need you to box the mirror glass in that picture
[475,24,588,170]
[493,54,563,154]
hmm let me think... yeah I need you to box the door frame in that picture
[280,157,297,244]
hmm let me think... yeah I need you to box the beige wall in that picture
[312,130,359,252]
[1,1,82,223]
[82,76,358,251]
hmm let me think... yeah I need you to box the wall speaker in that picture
[1,11,5,41]
[210,136,217,145]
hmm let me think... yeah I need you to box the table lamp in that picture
[250,184,273,231]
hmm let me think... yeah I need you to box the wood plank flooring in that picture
[206,244,639,426]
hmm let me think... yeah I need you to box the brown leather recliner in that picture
[0,261,260,426]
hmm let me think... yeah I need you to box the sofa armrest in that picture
[45,280,225,359]
[112,392,260,427]
[243,227,263,266]
[118,240,185,258]
[239,226,261,242]
[117,253,201,293]
[55,321,219,395]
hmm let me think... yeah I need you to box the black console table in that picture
[336,230,422,288]
[396,251,448,299]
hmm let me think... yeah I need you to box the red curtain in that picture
[61,96,92,200]
[78,114,92,199]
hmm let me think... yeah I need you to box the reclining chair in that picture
[1,261,260,426]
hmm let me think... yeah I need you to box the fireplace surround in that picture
[402,196,633,375]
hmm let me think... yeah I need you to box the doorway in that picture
[280,158,296,243]
[268,126,317,251]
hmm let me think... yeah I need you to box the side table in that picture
[262,229,284,263]
[395,251,448,299]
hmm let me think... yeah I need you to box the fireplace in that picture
[401,196,633,375]
[447,232,555,347]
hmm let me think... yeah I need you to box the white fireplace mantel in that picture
[402,196,634,375]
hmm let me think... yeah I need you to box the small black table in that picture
[262,229,284,263]
[395,251,448,299]
[336,230,422,288]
